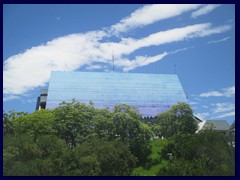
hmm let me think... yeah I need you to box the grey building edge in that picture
[195,115,230,133]
[35,89,48,110]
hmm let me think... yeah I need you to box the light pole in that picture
[229,129,235,169]
[167,152,173,171]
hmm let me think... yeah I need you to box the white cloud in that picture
[195,112,210,119]
[212,102,235,113]
[187,24,231,38]
[110,4,202,34]
[200,86,235,97]
[191,4,221,18]
[3,31,108,95]
[26,99,36,103]
[105,23,230,57]
[199,102,235,120]
[3,23,232,96]
[200,91,223,97]
[223,86,235,97]
[194,103,235,120]
[117,52,168,72]
[194,97,201,101]
[3,95,20,102]
[3,5,232,97]
[212,111,235,119]
[197,87,235,120]
[86,64,103,70]
[169,46,194,54]
[189,101,198,105]
[207,36,230,44]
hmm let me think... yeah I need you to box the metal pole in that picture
[229,129,235,169]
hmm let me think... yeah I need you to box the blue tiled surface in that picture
[46,71,188,117]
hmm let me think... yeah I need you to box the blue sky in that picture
[3,4,235,125]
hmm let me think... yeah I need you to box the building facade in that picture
[44,71,188,117]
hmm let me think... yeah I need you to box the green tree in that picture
[11,110,55,141]
[61,144,101,176]
[89,139,137,176]
[53,100,95,147]
[4,132,68,176]
[112,104,153,164]
[151,124,161,139]
[60,138,137,176]
[3,111,28,135]
[157,103,197,138]
[3,134,42,175]
[112,104,153,142]
[92,113,114,140]
[158,129,234,176]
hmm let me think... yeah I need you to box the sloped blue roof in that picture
[46,71,188,117]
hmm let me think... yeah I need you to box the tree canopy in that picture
[3,101,234,176]
[156,102,197,138]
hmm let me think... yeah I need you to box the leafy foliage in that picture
[158,129,234,176]
[131,139,169,176]
[3,101,233,176]
[3,111,28,135]
[157,103,197,138]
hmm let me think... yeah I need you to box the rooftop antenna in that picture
[64,62,68,71]
[112,50,115,72]
[185,92,189,99]
[50,60,54,70]
[174,65,177,74]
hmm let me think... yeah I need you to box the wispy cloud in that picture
[200,86,235,97]
[227,19,233,23]
[110,4,201,34]
[195,102,235,120]
[200,91,223,97]
[194,97,201,101]
[189,101,198,105]
[86,64,103,70]
[3,5,231,97]
[199,102,235,120]
[195,112,210,119]
[212,111,235,119]
[56,17,61,21]
[26,99,36,103]
[118,52,168,72]
[196,87,235,120]
[107,23,230,58]
[3,95,20,102]
[168,46,194,54]
[212,102,235,113]
[222,86,235,97]
[191,4,221,18]
[207,36,230,44]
